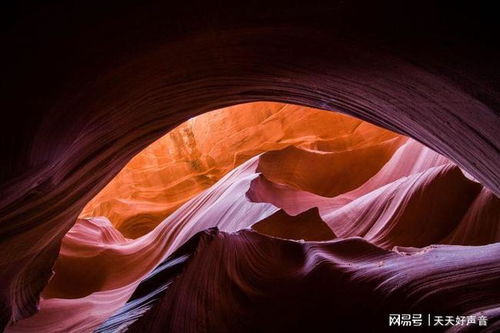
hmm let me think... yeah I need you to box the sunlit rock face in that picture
[80,102,404,238]
[7,102,499,333]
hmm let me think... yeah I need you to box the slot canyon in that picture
[1,1,499,332]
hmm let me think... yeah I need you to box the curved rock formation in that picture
[100,229,500,333]
[7,157,276,333]
[1,1,499,332]
[80,102,402,238]
[257,138,406,197]
[8,120,499,332]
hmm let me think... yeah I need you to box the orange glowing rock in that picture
[80,102,403,238]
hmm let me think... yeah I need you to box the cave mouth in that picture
[75,101,490,246]
[78,101,411,239]
[11,102,500,332]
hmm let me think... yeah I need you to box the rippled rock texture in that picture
[80,103,403,238]
[7,102,500,333]
[100,229,500,333]
[1,1,499,332]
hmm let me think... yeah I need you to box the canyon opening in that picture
[7,102,499,332]
[2,2,499,332]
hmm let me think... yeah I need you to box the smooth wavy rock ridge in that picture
[6,101,499,333]
[99,228,500,333]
